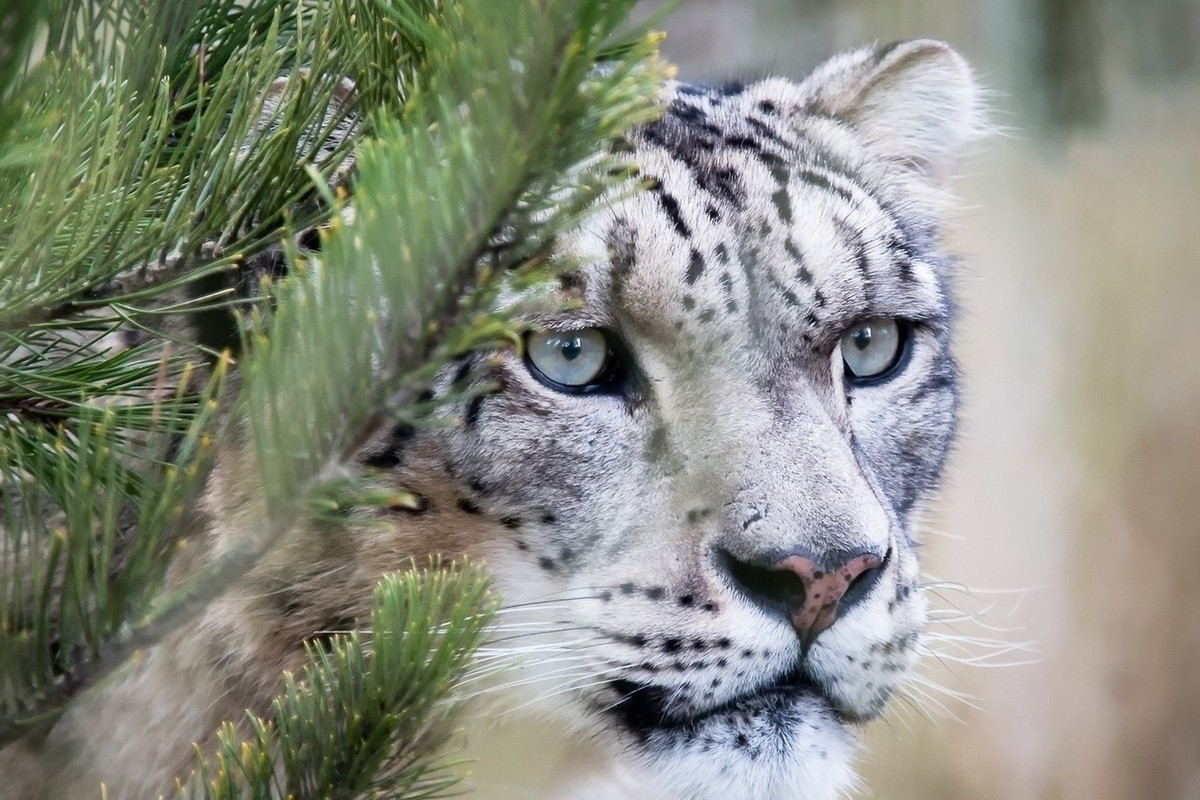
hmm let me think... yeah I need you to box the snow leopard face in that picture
[367,39,982,800]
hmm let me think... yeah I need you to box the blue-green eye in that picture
[525,328,611,391]
[840,318,908,381]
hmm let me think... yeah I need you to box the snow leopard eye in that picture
[840,318,909,382]
[524,328,613,392]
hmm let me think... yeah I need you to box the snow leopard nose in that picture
[722,549,886,646]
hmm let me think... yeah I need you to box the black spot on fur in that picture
[839,222,871,277]
[885,231,916,280]
[662,638,683,653]
[707,167,745,208]
[558,269,586,293]
[686,249,705,285]
[756,99,778,114]
[362,422,415,469]
[784,239,807,274]
[456,497,481,515]
[538,556,556,571]
[682,295,696,311]
[719,271,734,296]
[797,169,854,203]
[464,393,487,428]
[500,516,522,530]
[771,186,793,224]
[698,308,716,323]
[747,116,786,146]
[645,586,665,600]
[669,101,708,123]
[451,358,473,388]
[652,185,691,238]
[705,204,720,221]
[607,216,638,294]
[297,227,322,252]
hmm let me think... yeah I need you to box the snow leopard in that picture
[2,38,983,800]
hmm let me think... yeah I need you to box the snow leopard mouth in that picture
[605,662,849,742]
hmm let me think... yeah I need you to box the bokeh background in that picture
[469,2,1200,798]
[640,1,1200,798]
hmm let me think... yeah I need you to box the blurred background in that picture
[633,1,1200,798]
[474,1,1200,798]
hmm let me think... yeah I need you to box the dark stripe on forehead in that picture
[884,229,915,281]
[668,100,708,122]
[834,218,872,280]
[771,185,793,225]
[686,249,705,285]
[703,166,745,208]
[795,169,855,204]
[784,237,808,280]
[606,215,637,293]
[648,179,691,238]
[746,116,790,148]
[795,136,924,252]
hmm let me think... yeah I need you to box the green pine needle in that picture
[180,562,497,800]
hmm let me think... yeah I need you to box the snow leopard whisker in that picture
[897,682,965,724]
[460,663,631,710]
[472,641,614,662]
[902,681,979,714]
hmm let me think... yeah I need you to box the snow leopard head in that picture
[360,38,982,800]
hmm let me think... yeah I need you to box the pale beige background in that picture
[469,1,1200,797]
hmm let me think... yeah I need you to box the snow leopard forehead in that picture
[561,76,955,377]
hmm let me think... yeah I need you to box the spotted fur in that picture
[2,39,983,800]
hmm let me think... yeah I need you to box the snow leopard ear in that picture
[796,39,983,183]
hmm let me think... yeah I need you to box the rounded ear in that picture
[795,40,984,184]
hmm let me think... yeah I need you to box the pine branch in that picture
[179,563,497,800]
[0,358,227,742]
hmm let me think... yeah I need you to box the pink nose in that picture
[770,553,883,645]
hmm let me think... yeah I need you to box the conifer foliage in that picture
[0,0,664,794]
